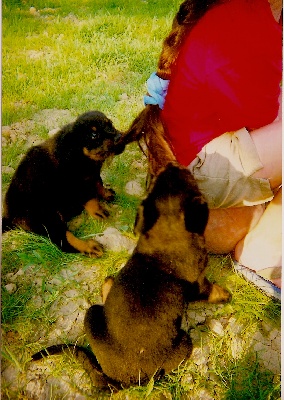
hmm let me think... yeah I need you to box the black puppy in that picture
[2,111,125,256]
[32,162,230,390]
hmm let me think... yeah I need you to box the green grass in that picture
[223,356,280,400]
[2,0,178,127]
[2,1,281,399]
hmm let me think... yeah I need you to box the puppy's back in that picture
[91,254,188,385]
[3,144,58,230]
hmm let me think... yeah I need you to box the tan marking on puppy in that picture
[83,147,103,161]
[207,283,231,303]
[66,231,103,257]
[102,277,115,304]
[84,198,109,219]
[84,198,101,214]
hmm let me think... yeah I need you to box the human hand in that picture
[143,72,169,109]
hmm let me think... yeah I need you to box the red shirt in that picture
[161,0,282,166]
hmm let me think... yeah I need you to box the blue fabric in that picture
[143,72,170,110]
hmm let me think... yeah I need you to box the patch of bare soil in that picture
[2,109,75,149]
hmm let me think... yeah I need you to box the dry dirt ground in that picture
[2,254,280,399]
[1,110,281,399]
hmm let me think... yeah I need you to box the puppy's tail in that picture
[32,344,121,392]
[32,344,76,360]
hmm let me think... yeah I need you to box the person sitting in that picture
[134,0,282,299]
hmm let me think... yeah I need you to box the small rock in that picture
[30,7,39,16]
[55,314,78,331]
[252,330,266,344]
[226,316,243,335]
[194,389,215,400]
[268,328,279,341]
[260,348,280,374]
[253,341,267,352]
[2,365,19,390]
[180,373,194,391]
[2,126,12,137]
[58,300,79,315]
[132,160,145,169]
[271,333,280,351]
[5,283,17,294]
[10,132,17,142]
[195,314,206,324]
[189,329,202,342]
[34,278,43,287]
[119,93,128,101]
[208,319,224,336]
[60,267,79,280]
[32,295,44,308]
[125,181,144,197]
[191,347,208,365]
[96,227,136,253]
[9,268,24,281]
[181,373,193,386]
[26,135,43,147]
[65,289,79,298]
[231,337,243,359]
[2,166,15,174]
[48,277,62,286]
[26,379,44,398]
[187,311,197,320]
[5,273,14,281]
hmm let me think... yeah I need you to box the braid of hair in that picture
[125,0,221,179]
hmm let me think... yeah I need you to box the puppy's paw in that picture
[94,205,110,219]
[84,198,110,219]
[208,284,231,304]
[83,239,104,257]
[66,231,104,257]
[102,187,116,202]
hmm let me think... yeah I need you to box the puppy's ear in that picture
[134,196,159,235]
[184,196,209,234]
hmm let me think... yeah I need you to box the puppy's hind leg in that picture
[160,330,192,376]
[84,305,111,366]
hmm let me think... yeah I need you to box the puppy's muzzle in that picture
[113,132,126,155]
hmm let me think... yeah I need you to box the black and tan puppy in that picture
[32,162,230,390]
[2,111,125,256]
